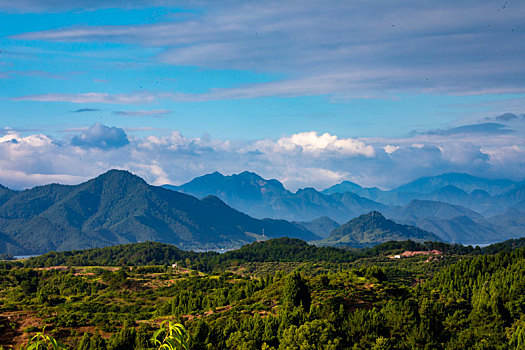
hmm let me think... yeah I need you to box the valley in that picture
[1,238,524,349]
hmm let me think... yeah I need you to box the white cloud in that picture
[274,132,375,157]
[383,145,399,154]
[0,131,52,147]
[0,124,523,191]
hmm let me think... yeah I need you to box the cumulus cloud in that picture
[272,132,375,157]
[383,145,399,154]
[71,123,129,149]
[0,124,523,191]
[0,131,52,147]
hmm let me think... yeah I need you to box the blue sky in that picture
[1,0,524,190]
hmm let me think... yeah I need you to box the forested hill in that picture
[0,170,317,255]
[322,211,442,246]
[2,238,525,348]
[24,238,359,269]
[23,237,525,270]
[23,241,211,268]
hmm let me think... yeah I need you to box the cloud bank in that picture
[0,120,523,191]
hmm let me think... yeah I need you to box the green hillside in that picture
[322,211,441,246]
[0,170,317,255]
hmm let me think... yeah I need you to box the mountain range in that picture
[0,170,318,255]
[0,170,523,255]
[165,171,386,223]
[166,171,525,244]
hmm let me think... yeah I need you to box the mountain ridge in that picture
[0,170,318,255]
[167,171,385,222]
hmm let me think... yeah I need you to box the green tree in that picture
[278,319,340,350]
[282,271,311,312]
[23,328,67,350]
[152,321,190,350]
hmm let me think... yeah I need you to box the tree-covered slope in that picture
[322,211,441,246]
[23,236,525,270]
[3,242,524,349]
[0,170,317,255]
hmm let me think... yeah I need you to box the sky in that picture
[1,0,524,191]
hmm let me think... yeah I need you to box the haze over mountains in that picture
[167,171,525,244]
[164,171,386,223]
[0,169,523,255]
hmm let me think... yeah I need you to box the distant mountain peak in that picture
[237,170,261,178]
[91,169,148,190]
[201,194,227,206]
[343,180,363,188]
[96,169,144,180]
[357,210,384,220]
[432,185,468,195]
[296,187,319,194]
[321,180,363,195]
[396,172,516,196]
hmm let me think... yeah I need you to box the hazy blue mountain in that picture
[164,171,287,202]
[383,199,517,243]
[423,185,470,205]
[167,171,524,236]
[0,170,318,255]
[496,185,525,207]
[295,216,340,238]
[411,216,503,244]
[166,171,385,222]
[322,174,523,214]
[394,173,516,195]
[385,199,484,221]
[0,184,15,207]
[487,208,525,237]
[319,211,441,247]
[322,182,418,206]
[419,185,525,216]
[322,181,364,195]
[511,200,525,212]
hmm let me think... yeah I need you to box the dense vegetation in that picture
[1,238,524,349]
[24,237,525,269]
